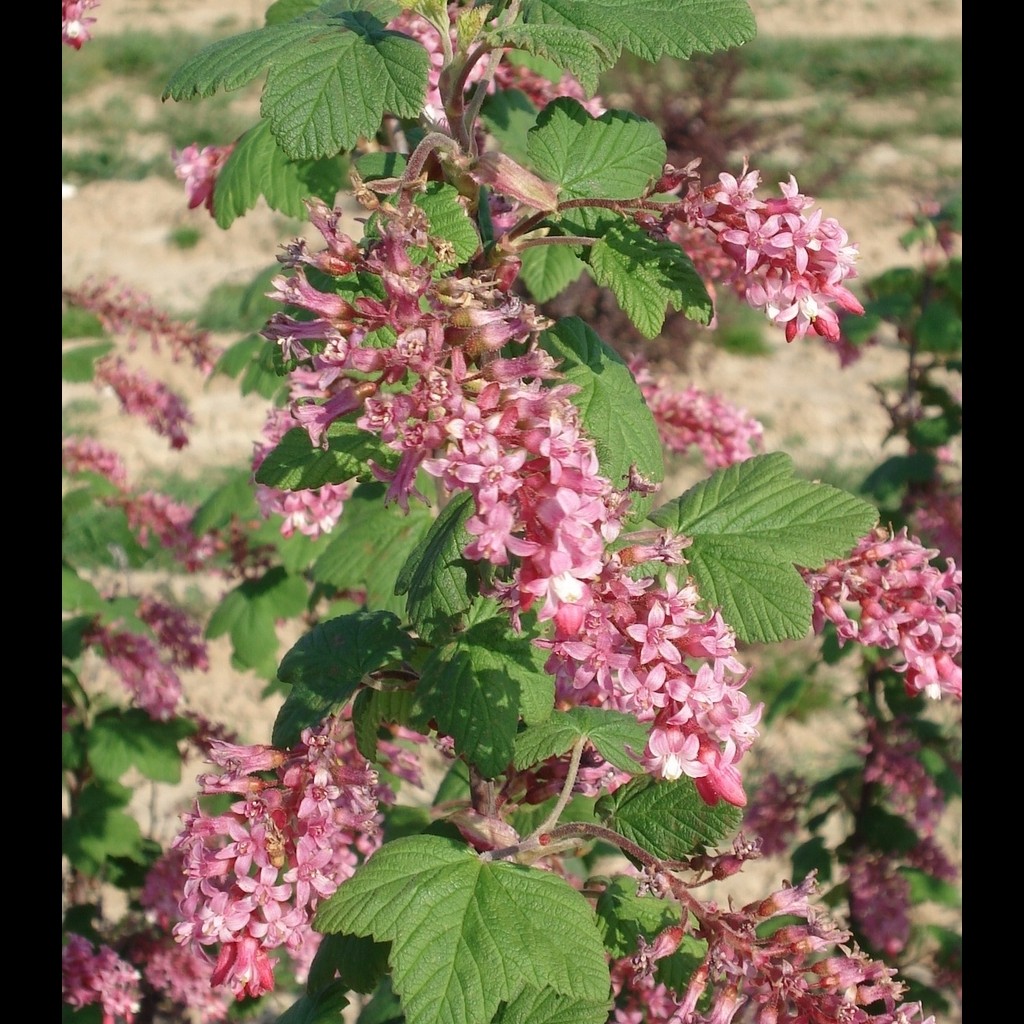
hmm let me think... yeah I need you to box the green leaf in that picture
[519,0,756,64]
[493,26,609,95]
[192,470,259,533]
[648,453,878,643]
[481,89,541,166]
[527,100,665,201]
[277,981,350,1024]
[595,876,678,958]
[519,242,585,303]
[307,932,390,996]
[274,610,414,746]
[312,483,435,615]
[62,565,103,613]
[316,835,610,1024]
[595,775,742,860]
[62,342,113,382]
[394,492,478,641]
[62,781,144,874]
[539,317,663,520]
[415,605,554,778]
[165,6,428,160]
[206,567,309,676]
[514,707,649,774]
[213,119,345,228]
[586,221,713,337]
[901,867,961,908]
[87,710,195,784]
[494,987,611,1024]
[415,183,481,267]
[915,298,962,353]
[791,836,832,884]
[256,420,396,491]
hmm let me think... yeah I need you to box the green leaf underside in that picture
[394,492,478,642]
[255,420,395,490]
[527,100,665,201]
[586,222,713,337]
[315,835,610,1024]
[539,317,663,519]
[416,606,553,778]
[649,453,878,643]
[596,776,742,860]
[164,6,428,160]
[353,688,417,761]
[519,0,757,64]
[274,610,414,746]
[481,90,540,166]
[213,119,343,227]
[514,707,649,774]
[312,490,434,616]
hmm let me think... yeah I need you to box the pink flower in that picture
[172,142,236,215]
[62,934,141,1023]
[62,0,100,48]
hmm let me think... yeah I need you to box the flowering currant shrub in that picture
[62,2,961,1023]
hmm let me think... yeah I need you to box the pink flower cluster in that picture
[62,0,99,48]
[742,770,807,856]
[802,527,962,700]
[542,568,761,807]
[671,164,865,343]
[266,197,626,633]
[82,598,207,718]
[265,196,766,805]
[611,871,935,1024]
[253,407,355,539]
[62,435,128,488]
[172,142,236,216]
[94,355,193,449]
[630,357,764,469]
[62,436,219,570]
[172,716,387,1000]
[62,934,141,1024]
[63,277,220,374]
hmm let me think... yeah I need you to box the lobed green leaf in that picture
[519,0,756,64]
[527,99,665,201]
[274,609,414,746]
[649,453,878,642]
[586,221,713,337]
[514,707,649,774]
[595,775,742,860]
[315,835,610,1024]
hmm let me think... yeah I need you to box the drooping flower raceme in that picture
[172,715,388,1000]
[802,527,962,700]
[668,164,865,343]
